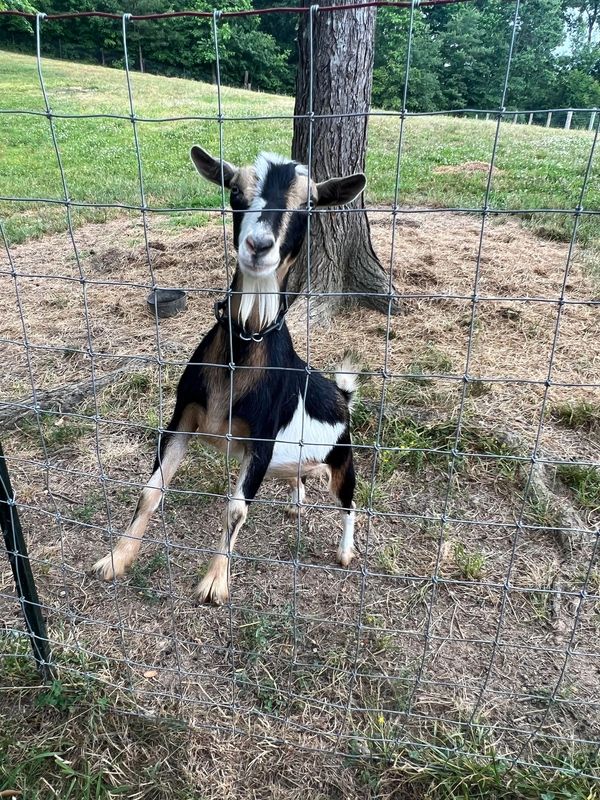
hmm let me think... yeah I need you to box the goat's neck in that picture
[229,267,282,332]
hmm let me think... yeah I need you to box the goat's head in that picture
[190,146,366,279]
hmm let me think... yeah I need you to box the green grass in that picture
[452,541,486,580]
[1,633,192,799]
[1,50,600,248]
[549,401,600,434]
[556,464,600,511]
[19,410,93,451]
[129,550,168,604]
[352,406,520,480]
[350,720,600,800]
[237,606,295,714]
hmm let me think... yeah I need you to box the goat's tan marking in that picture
[276,254,295,285]
[93,404,198,580]
[329,455,351,497]
[329,458,356,566]
[274,175,313,245]
[286,174,311,210]
[232,167,258,204]
[194,404,250,459]
[205,326,266,397]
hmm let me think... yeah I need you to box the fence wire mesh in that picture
[1,0,600,787]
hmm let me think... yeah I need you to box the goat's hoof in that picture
[92,552,130,581]
[195,571,229,605]
[285,504,303,519]
[337,547,356,568]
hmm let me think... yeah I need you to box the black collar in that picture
[214,293,289,342]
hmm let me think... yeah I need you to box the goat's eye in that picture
[230,185,240,197]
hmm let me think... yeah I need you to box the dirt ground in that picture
[1,209,599,779]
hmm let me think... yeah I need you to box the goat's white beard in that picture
[238,272,280,330]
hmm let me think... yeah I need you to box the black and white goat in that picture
[93,147,365,604]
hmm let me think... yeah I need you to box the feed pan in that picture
[146,289,187,318]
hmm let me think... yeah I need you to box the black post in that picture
[0,439,53,677]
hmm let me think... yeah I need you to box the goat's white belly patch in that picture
[268,395,345,477]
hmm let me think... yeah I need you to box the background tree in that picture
[373,8,443,112]
[290,0,396,317]
[566,0,600,42]
[0,0,38,38]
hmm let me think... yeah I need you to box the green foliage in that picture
[373,8,444,112]
[0,0,37,34]
[1,0,599,113]
[0,0,292,93]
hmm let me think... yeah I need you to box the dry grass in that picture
[1,210,600,796]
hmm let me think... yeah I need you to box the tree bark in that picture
[290,0,398,318]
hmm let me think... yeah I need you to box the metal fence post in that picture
[0,439,53,677]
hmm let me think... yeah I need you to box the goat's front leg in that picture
[93,402,198,580]
[196,442,273,605]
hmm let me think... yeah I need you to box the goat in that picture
[93,147,365,604]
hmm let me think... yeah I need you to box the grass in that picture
[19,410,93,451]
[550,401,600,434]
[376,541,405,575]
[70,490,104,524]
[556,464,600,511]
[237,606,295,714]
[452,541,486,580]
[349,720,600,800]
[353,404,520,480]
[1,50,600,250]
[129,551,168,604]
[523,485,564,530]
[1,633,192,799]
[4,598,599,798]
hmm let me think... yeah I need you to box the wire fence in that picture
[1,0,600,787]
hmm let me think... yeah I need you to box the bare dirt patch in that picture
[433,161,504,176]
[1,210,599,783]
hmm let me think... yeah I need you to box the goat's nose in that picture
[246,234,274,257]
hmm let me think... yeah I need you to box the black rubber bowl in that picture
[146,289,187,319]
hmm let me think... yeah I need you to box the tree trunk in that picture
[290,0,398,318]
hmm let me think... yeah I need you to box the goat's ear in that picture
[190,145,237,188]
[314,173,366,207]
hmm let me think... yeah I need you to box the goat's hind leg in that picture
[285,476,306,518]
[93,403,198,580]
[328,446,356,568]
